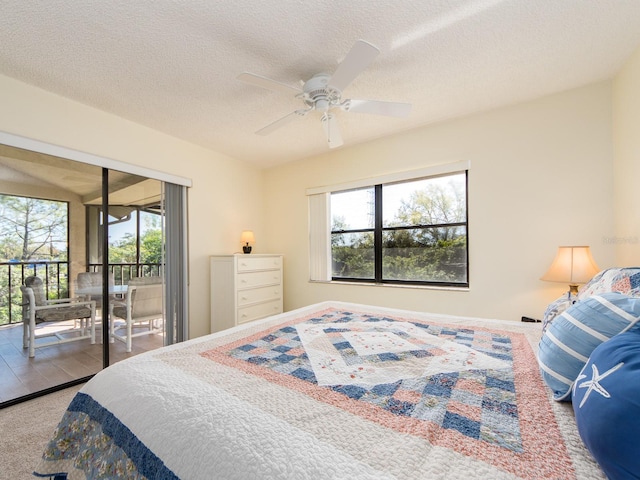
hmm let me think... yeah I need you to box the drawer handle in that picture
[241,296,247,301]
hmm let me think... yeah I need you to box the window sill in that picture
[309,280,469,292]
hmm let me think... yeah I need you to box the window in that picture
[0,194,70,325]
[87,205,163,282]
[329,171,468,286]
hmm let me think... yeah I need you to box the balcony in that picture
[0,261,162,326]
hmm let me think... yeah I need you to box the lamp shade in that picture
[541,246,600,285]
[240,230,255,244]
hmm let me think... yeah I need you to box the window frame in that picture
[329,171,469,287]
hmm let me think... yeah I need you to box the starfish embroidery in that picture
[575,361,624,409]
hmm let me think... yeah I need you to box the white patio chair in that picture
[109,277,163,352]
[76,271,116,304]
[76,271,115,332]
[21,276,96,358]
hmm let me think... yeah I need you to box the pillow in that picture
[541,296,574,332]
[572,330,640,479]
[577,267,640,299]
[537,292,640,401]
[541,267,640,331]
[24,276,47,306]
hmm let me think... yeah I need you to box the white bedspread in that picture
[34,301,604,479]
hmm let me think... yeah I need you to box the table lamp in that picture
[541,246,600,297]
[240,230,255,254]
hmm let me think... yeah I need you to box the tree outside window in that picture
[0,194,68,262]
[0,194,69,325]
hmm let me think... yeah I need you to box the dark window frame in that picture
[330,171,469,287]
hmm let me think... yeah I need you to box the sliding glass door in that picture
[101,168,167,366]
[0,143,186,408]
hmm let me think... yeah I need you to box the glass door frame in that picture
[0,130,190,408]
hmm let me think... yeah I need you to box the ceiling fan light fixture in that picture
[315,98,329,112]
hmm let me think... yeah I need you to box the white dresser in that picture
[210,254,283,332]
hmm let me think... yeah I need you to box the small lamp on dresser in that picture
[240,230,255,254]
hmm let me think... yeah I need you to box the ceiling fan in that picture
[237,40,412,149]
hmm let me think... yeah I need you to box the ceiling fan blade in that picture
[237,72,301,95]
[329,40,380,92]
[321,113,343,148]
[255,109,309,136]
[344,99,412,118]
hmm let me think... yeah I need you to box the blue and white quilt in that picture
[34,302,604,479]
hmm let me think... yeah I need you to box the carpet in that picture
[0,384,82,480]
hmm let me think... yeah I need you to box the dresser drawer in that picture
[237,255,282,272]
[237,285,281,307]
[237,299,282,325]
[237,270,281,289]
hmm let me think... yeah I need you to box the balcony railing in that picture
[88,263,163,286]
[0,261,163,326]
[0,261,69,326]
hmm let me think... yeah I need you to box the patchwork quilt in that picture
[34,302,604,479]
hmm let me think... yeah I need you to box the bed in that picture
[33,301,604,479]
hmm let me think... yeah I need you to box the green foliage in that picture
[0,194,68,261]
[108,229,163,264]
[382,234,467,282]
[332,232,375,279]
[141,229,163,264]
[109,233,137,263]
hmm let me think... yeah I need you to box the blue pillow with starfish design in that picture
[572,330,640,479]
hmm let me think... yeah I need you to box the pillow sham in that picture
[577,267,640,299]
[537,292,640,401]
[541,267,640,331]
[572,330,640,479]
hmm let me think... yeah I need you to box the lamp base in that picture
[242,245,252,254]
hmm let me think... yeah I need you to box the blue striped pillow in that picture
[537,292,640,401]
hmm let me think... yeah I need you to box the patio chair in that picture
[76,271,116,303]
[21,276,96,358]
[76,271,115,326]
[110,276,163,352]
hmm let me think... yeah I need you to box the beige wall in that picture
[612,45,640,266]
[0,74,265,338]
[263,82,616,321]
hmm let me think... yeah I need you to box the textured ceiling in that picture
[1,1,639,168]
